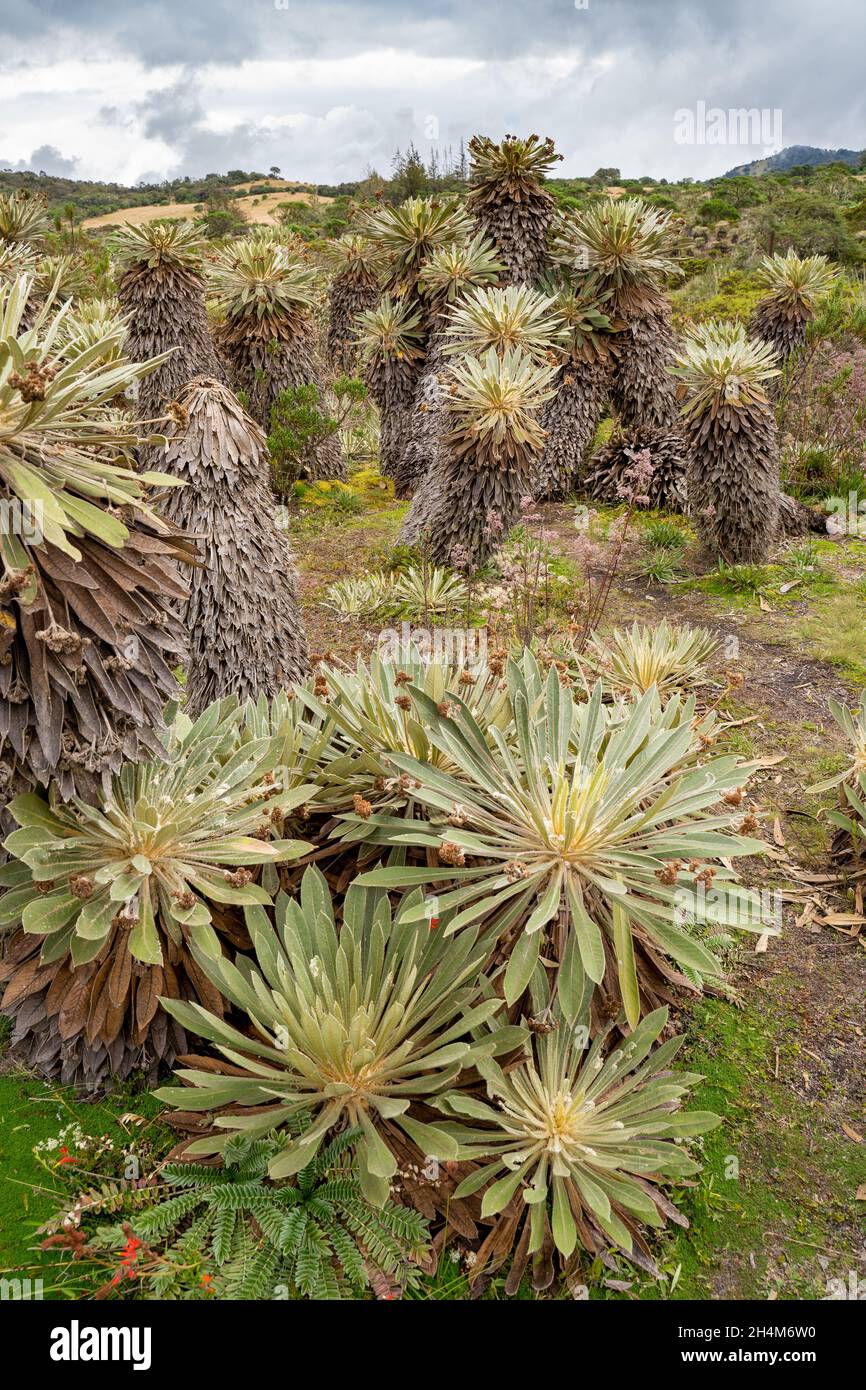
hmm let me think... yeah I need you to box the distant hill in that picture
[82,185,331,232]
[0,168,321,222]
[725,145,865,177]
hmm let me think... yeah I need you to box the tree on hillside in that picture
[749,191,862,262]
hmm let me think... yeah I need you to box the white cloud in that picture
[0,2,863,184]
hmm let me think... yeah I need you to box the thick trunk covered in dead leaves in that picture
[216,316,346,481]
[158,377,309,717]
[327,270,380,377]
[533,358,610,501]
[396,327,453,500]
[777,491,827,538]
[468,189,555,287]
[611,306,680,432]
[585,423,690,513]
[366,352,423,496]
[117,261,227,434]
[685,399,781,564]
[0,522,192,808]
[401,428,534,567]
[750,298,809,364]
[0,907,247,1089]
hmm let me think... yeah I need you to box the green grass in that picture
[0,1070,169,1286]
[636,546,685,584]
[639,517,690,550]
[691,561,772,602]
[715,697,758,758]
[794,591,866,684]
[596,990,866,1301]
[689,554,844,608]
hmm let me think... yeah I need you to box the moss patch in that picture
[0,1071,169,1284]
[592,986,865,1301]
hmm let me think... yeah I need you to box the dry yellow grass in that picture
[233,189,333,226]
[231,177,310,193]
[82,186,332,231]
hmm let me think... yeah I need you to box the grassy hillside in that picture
[82,186,333,231]
[5,156,866,265]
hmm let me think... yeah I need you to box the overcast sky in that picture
[0,0,863,185]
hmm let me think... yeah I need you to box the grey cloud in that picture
[132,75,205,144]
[0,1,863,182]
[122,73,413,182]
[0,144,80,176]
[0,0,861,67]
[0,0,259,66]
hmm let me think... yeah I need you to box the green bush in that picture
[199,207,246,239]
[749,191,864,262]
[267,378,366,493]
[698,198,740,224]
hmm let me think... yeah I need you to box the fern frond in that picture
[210,1206,238,1265]
[322,1216,369,1293]
[133,1191,203,1239]
[206,1182,273,1210]
[163,1164,230,1188]
[293,1226,330,1298]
